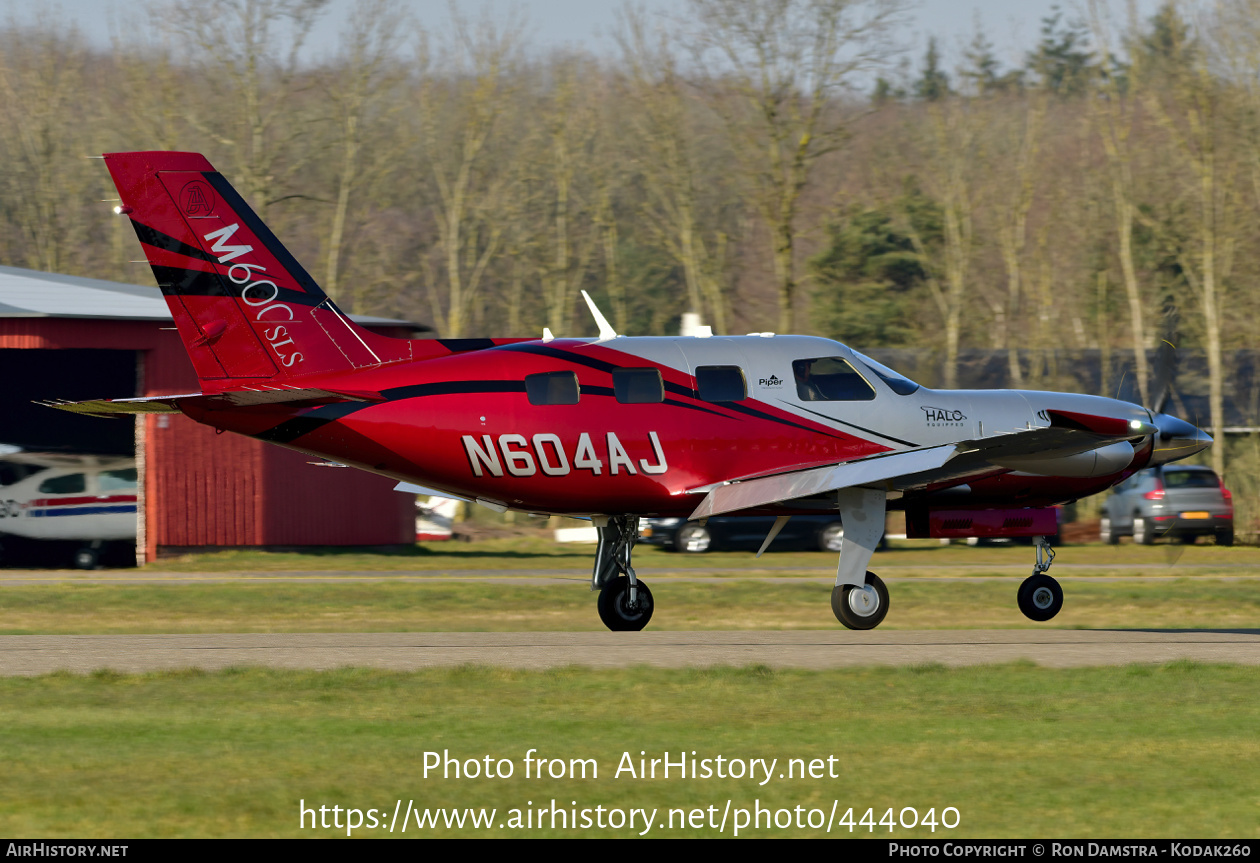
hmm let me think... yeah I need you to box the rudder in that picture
[104,151,412,387]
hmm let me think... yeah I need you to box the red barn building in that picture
[0,265,418,563]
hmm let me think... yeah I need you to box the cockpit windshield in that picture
[850,350,921,395]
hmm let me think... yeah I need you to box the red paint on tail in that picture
[105,152,496,390]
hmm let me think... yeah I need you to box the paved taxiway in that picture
[2,630,1258,675]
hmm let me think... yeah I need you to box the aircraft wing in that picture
[689,410,1152,519]
[45,388,383,418]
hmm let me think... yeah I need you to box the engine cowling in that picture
[988,440,1136,478]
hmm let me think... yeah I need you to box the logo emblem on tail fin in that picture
[179,180,216,216]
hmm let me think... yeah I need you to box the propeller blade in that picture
[1148,304,1179,414]
[1149,339,1177,414]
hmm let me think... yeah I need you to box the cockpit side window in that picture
[850,350,921,395]
[695,366,746,402]
[792,357,876,401]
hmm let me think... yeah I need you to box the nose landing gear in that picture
[1018,536,1063,622]
[592,515,654,631]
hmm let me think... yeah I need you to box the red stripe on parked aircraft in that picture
[29,495,139,507]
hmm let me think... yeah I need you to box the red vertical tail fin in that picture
[104,151,413,388]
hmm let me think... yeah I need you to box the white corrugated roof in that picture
[0,265,170,319]
[0,264,412,326]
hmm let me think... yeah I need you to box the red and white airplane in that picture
[52,152,1211,630]
[0,445,138,568]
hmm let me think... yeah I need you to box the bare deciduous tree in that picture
[685,0,905,333]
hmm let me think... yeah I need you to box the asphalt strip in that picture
[1,630,1258,675]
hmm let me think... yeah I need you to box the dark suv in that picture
[639,514,846,553]
[1100,465,1233,545]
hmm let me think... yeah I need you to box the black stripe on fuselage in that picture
[252,360,853,447]
[721,401,842,438]
[255,381,529,444]
[789,402,919,448]
[497,341,620,373]
[439,338,497,352]
[498,342,840,434]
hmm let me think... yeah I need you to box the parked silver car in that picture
[1100,465,1233,545]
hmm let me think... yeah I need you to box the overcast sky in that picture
[11,0,1161,79]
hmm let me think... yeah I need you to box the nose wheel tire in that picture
[597,577,655,631]
[1017,573,1063,622]
[832,572,889,630]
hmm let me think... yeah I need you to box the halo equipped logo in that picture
[921,405,966,427]
[180,180,216,217]
[758,375,784,387]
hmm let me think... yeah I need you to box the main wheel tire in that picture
[1133,516,1155,545]
[675,525,711,553]
[74,547,99,570]
[818,522,845,552]
[597,578,654,631]
[831,572,889,630]
[1099,516,1119,545]
[1017,573,1063,622]
[1216,526,1235,547]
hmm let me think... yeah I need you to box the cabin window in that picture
[99,468,139,492]
[792,357,876,401]
[696,365,746,402]
[38,473,86,495]
[525,371,580,405]
[613,368,664,404]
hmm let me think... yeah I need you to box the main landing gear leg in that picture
[1017,536,1063,622]
[591,515,654,632]
[832,487,890,630]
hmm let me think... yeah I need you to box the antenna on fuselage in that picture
[581,290,618,340]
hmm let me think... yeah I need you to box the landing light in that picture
[1129,419,1144,430]
[113,205,133,215]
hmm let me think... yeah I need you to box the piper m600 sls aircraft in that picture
[51,152,1211,630]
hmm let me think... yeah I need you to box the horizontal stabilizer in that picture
[41,394,197,417]
[45,386,385,418]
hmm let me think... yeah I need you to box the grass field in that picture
[0,663,1257,838]
[2,541,1257,633]
[141,537,1258,572]
[2,542,1257,839]
[2,577,1260,633]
